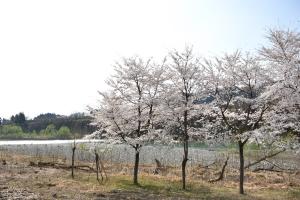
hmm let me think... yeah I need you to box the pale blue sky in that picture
[0,0,299,119]
[179,0,300,54]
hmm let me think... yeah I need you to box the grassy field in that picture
[0,152,299,199]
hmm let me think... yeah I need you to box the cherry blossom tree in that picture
[260,29,300,141]
[89,28,299,192]
[90,56,167,185]
[204,51,272,194]
[161,47,206,189]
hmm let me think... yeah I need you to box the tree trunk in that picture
[95,152,100,181]
[71,146,76,179]
[238,141,245,194]
[182,139,188,190]
[133,150,140,185]
[181,105,189,190]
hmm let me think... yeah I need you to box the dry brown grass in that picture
[0,151,300,199]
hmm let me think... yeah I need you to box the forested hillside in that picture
[0,112,96,139]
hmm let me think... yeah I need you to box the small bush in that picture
[56,126,72,139]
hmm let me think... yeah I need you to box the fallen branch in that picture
[198,161,216,169]
[209,156,229,183]
[252,165,283,173]
[264,160,285,171]
[252,160,295,173]
[244,149,286,169]
[63,165,96,172]
[263,160,296,173]
[32,161,96,172]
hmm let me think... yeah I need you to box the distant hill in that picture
[1,112,96,137]
[27,113,96,136]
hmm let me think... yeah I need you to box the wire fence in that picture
[0,141,299,172]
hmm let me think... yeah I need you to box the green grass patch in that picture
[65,172,300,200]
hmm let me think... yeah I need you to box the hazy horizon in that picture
[1,0,299,119]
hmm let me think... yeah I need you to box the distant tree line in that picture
[0,112,96,138]
[0,124,73,140]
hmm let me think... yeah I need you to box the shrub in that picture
[0,125,23,135]
[57,126,72,139]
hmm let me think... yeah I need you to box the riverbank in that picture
[0,153,299,199]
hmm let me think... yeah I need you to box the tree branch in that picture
[244,148,286,169]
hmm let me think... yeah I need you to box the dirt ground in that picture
[0,153,300,200]
[0,163,173,200]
